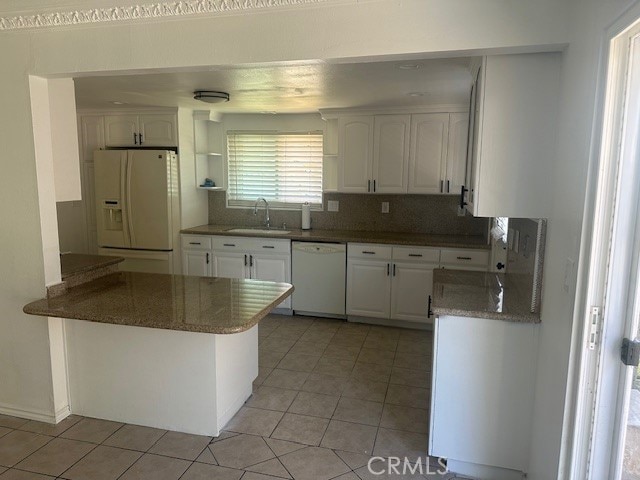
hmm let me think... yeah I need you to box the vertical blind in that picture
[227,131,324,207]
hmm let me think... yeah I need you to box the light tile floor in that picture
[0,315,466,479]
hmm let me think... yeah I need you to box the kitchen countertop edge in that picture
[181,225,490,249]
[24,273,295,335]
[432,269,541,324]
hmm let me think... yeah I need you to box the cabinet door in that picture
[346,259,391,318]
[79,116,105,162]
[408,113,449,194]
[139,114,177,147]
[373,115,410,193]
[104,115,139,147]
[251,253,291,309]
[465,66,483,214]
[390,262,435,323]
[338,116,374,193]
[182,250,211,277]
[445,113,469,196]
[212,252,248,280]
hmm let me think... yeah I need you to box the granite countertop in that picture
[24,272,294,334]
[60,253,124,280]
[431,269,540,323]
[181,224,490,249]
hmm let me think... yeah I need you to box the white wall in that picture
[0,0,573,447]
[527,0,640,478]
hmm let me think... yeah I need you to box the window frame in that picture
[225,129,324,211]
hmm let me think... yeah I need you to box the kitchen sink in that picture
[226,228,291,235]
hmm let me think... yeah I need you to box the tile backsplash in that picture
[208,192,489,236]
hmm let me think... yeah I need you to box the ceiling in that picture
[73,57,474,113]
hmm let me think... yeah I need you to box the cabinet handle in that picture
[460,185,468,209]
[223,243,236,247]
[428,295,433,318]
[206,253,210,265]
[393,264,396,276]
[446,180,450,193]
[189,242,201,245]
[440,180,443,193]
[250,255,253,267]
[387,263,390,276]
[244,254,247,266]
[133,133,138,145]
[139,133,143,144]
[456,256,472,260]
[362,251,376,255]
[408,253,423,257]
[262,245,275,249]
[373,180,376,192]
[367,180,371,192]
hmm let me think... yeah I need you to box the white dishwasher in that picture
[292,242,346,317]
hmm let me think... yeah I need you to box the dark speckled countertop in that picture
[60,253,124,280]
[432,269,540,323]
[25,272,294,334]
[181,224,490,249]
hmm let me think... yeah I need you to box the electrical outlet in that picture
[381,202,389,214]
[327,200,339,212]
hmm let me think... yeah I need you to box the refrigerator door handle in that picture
[125,155,136,247]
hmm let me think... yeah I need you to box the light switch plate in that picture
[381,202,389,214]
[513,230,520,254]
[507,229,515,250]
[327,200,339,212]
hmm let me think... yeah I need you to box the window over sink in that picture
[227,131,323,209]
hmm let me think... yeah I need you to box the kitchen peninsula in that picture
[24,270,293,436]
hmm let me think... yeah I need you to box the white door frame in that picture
[562,5,640,479]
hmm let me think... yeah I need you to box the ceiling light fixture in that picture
[407,92,424,97]
[193,90,230,104]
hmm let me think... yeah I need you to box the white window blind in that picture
[227,131,323,208]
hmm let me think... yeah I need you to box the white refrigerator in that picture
[94,149,179,274]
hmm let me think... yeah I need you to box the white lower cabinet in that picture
[182,250,211,277]
[347,244,441,324]
[181,235,292,310]
[347,259,392,318]
[430,315,538,477]
[211,251,247,280]
[390,262,436,322]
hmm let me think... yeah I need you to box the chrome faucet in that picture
[254,197,270,228]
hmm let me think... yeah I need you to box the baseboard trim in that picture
[347,315,434,331]
[0,402,70,424]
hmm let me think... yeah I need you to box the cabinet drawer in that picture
[440,248,490,268]
[182,235,212,250]
[250,238,291,254]
[211,236,249,251]
[212,236,290,253]
[392,246,440,263]
[348,243,392,260]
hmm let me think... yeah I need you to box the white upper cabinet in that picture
[464,53,561,218]
[373,115,410,193]
[336,111,467,195]
[446,112,469,196]
[79,116,105,163]
[139,114,178,147]
[408,113,449,194]
[338,116,374,193]
[104,115,139,147]
[104,113,177,147]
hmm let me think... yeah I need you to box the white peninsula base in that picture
[64,319,258,436]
